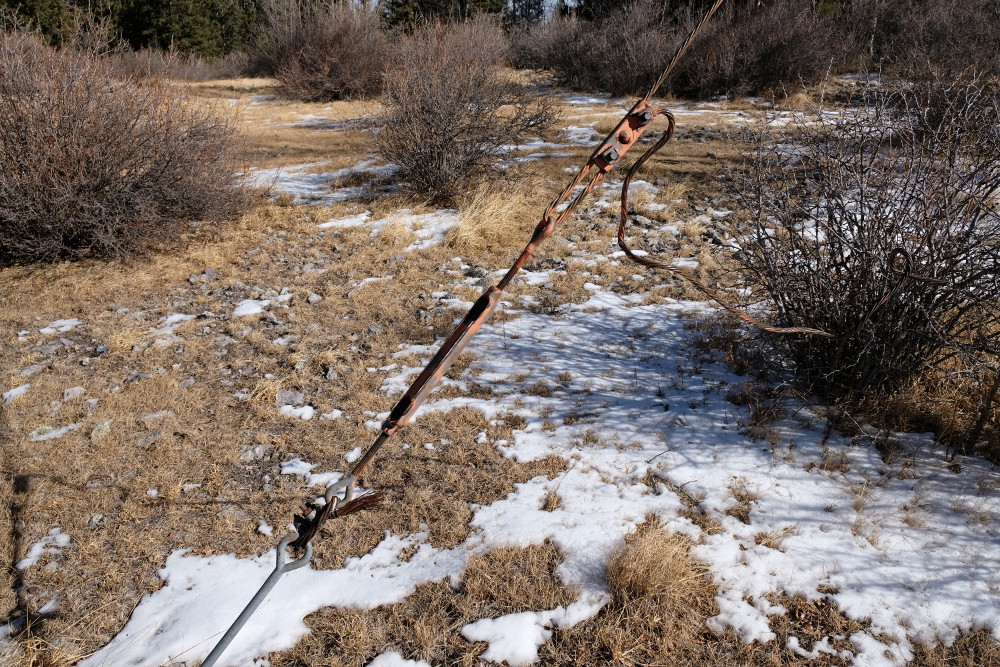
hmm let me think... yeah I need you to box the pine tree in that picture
[117,0,259,58]
[1,0,73,43]
[507,0,544,26]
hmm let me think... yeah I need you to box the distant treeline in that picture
[2,0,536,57]
[3,0,997,81]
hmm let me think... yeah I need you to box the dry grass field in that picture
[1,79,998,667]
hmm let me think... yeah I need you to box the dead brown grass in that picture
[271,541,575,666]
[0,79,991,667]
[446,180,546,254]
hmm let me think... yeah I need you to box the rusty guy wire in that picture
[201,1,836,663]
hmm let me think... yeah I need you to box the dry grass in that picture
[1,76,992,666]
[446,180,546,254]
[271,541,575,666]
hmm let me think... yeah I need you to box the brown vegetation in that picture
[0,30,247,265]
[247,0,389,102]
[732,74,1000,451]
[376,20,554,204]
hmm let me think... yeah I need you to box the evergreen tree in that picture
[117,0,259,58]
[506,0,544,26]
[1,0,73,43]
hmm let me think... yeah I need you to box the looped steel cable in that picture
[273,0,742,567]
[615,110,833,337]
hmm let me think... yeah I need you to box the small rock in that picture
[188,274,201,284]
[325,367,339,381]
[203,267,218,281]
[94,344,109,357]
[137,430,162,447]
[239,444,267,462]
[19,364,45,377]
[275,389,304,406]
[180,378,196,388]
[88,514,104,529]
[307,293,323,304]
[141,410,175,427]
[63,387,86,401]
[80,357,91,366]
[262,288,279,299]
[181,483,201,493]
[90,420,113,442]
[365,324,384,335]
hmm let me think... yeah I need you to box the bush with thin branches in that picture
[521,0,838,98]
[0,31,247,265]
[671,0,838,98]
[376,19,554,204]
[246,0,388,101]
[734,75,1000,417]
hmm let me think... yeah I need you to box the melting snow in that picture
[81,97,1000,667]
[2,384,29,405]
[39,318,82,334]
[17,528,70,570]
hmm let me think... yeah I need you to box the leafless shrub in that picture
[108,47,245,82]
[0,31,248,265]
[375,19,554,204]
[846,0,1000,77]
[246,0,388,101]
[671,0,838,98]
[733,74,1000,415]
[508,17,567,71]
[533,6,683,97]
[520,0,838,98]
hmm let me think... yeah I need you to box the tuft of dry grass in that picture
[725,478,760,524]
[539,521,718,664]
[446,180,544,254]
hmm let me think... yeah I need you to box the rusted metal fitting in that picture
[592,101,660,172]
